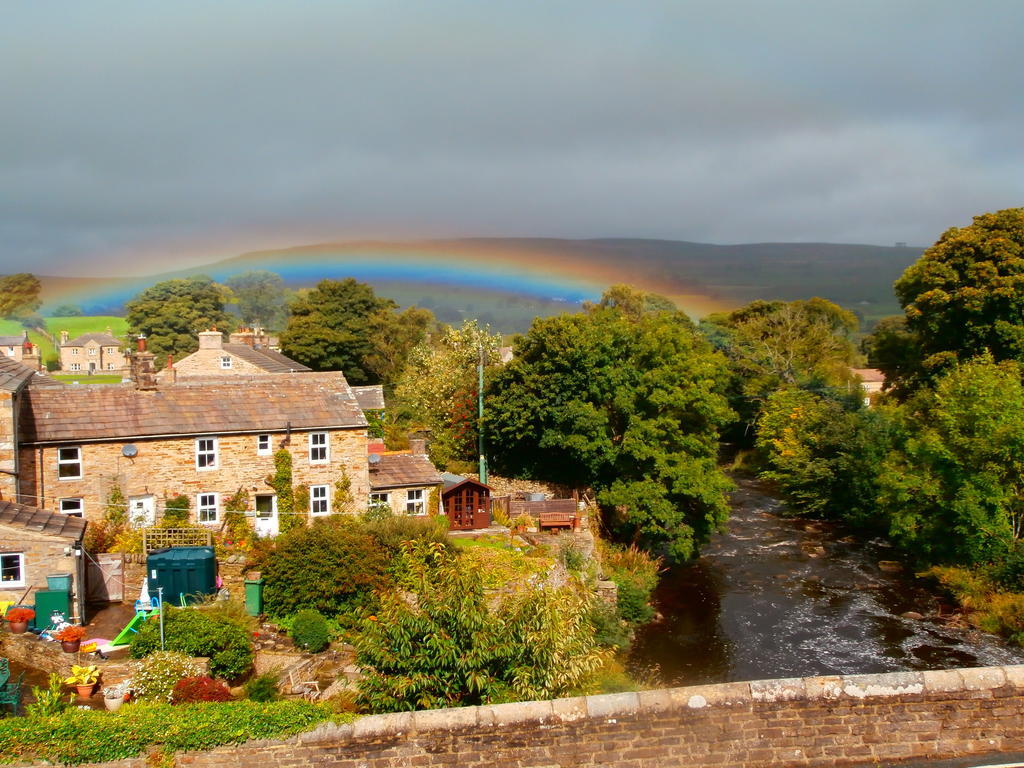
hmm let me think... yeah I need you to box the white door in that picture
[129,495,156,528]
[254,494,278,537]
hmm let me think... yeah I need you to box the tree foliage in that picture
[125,276,235,367]
[877,355,1024,567]
[355,542,603,712]
[393,320,503,469]
[280,278,430,384]
[487,290,734,561]
[893,207,1024,384]
[225,270,288,330]
[0,273,42,320]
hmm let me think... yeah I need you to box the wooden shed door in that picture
[86,553,124,602]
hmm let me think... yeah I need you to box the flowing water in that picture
[629,476,1024,686]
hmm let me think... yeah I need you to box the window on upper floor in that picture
[59,498,84,517]
[0,552,25,588]
[406,489,425,515]
[257,434,272,456]
[105,347,117,354]
[196,437,218,470]
[309,432,328,463]
[197,492,219,523]
[310,485,329,516]
[220,356,232,369]
[71,348,79,355]
[88,347,96,356]
[57,446,82,479]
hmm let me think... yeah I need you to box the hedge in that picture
[0,700,345,765]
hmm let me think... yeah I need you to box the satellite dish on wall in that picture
[368,453,381,465]
[122,444,138,458]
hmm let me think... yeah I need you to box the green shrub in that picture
[258,517,391,617]
[162,495,190,526]
[0,700,340,765]
[243,673,280,703]
[291,609,330,653]
[588,602,631,651]
[615,579,656,626]
[561,541,586,571]
[130,608,253,680]
[601,542,661,628]
[171,676,233,704]
[130,651,204,702]
[24,674,72,718]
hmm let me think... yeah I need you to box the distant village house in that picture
[58,329,127,374]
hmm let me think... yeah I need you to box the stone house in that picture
[58,329,128,374]
[851,367,886,407]
[368,439,443,516]
[157,330,310,382]
[0,356,59,502]
[0,499,86,623]
[16,370,370,537]
[0,333,42,370]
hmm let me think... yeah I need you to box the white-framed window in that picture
[107,362,116,370]
[406,489,425,515]
[71,348,79,356]
[57,446,82,479]
[105,347,117,354]
[197,492,219,524]
[88,347,97,356]
[309,432,328,463]
[310,485,329,516]
[0,552,25,588]
[59,498,84,517]
[5,347,13,356]
[220,356,232,369]
[257,434,272,456]
[195,437,218,470]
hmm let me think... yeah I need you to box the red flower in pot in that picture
[5,607,35,634]
[54,625,87,653]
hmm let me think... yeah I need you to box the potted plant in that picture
[102,682,128,712]
[54,625,87,653]
[5,607,35,634]
[64,664,100,699]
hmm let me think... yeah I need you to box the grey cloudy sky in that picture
[2,1,1022,276]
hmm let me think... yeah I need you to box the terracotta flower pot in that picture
[61,640,81,653]
[7,621,28,634]
[75,684,94,699]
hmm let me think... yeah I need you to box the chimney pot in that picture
[137,335,147,353]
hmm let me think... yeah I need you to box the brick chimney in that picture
[198,329,223,350]
[409,437,427,455]
[131,335,158,390]
[59,330,69,345]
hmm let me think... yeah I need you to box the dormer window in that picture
[220,356,232,369]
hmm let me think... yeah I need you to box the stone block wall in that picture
[0,524,79,609]
[47,664,1024,768]
[18,427,370,526]
[1,630,138,685]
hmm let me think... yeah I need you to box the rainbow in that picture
[40,240,729,319]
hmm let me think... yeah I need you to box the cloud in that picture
[1,1,1022,275]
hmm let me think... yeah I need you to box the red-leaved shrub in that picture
[170,676,233,704]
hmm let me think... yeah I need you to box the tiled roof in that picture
[20,372,366,444]
[369,453,443,490]
[0,499,86,540]
[0,335,25,346]
[351,385,385,411]
[222,344,311,373]
[63,333,122,347]
[851,367,886,383]
[0,356,41,393]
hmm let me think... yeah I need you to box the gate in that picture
[86,552,124,602]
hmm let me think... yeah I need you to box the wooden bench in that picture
[538,511,578,531]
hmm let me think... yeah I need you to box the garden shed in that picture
[441,475,492,530]
[0,499,86,624]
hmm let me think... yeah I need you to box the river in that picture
[629,476,1024,686]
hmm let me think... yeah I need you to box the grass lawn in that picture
[50,374,125,385]
[0,319,54,364]
[453,534,554,589]
[44,315,128,339]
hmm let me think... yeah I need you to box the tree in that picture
[363,305,434,386]
[861,316,925,398]
[893,207,1024,382]
[355,542,602,712]
[877,355,1024,568]
[225,270,288,329]
[125,276,235,367]
[486,292,734,561]
[0,273,41,320]
[279,278,398,383]
[51,304,83,317]
[392,320,502,469]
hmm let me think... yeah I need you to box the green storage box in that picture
[46,573,73,592]
[147,546,216,605]
[33,589,71,629]
[244,575,263,617]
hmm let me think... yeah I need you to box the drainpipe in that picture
[478,344,488,485]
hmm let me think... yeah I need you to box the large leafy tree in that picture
[877,355,1024,568]
[125,276,235,367]
[393,320,502,469]
[486,290,734,561]
[0,273,42,320]
[893,207,1024,382]
[355,542,602,712]
[225,270,288,329]
[280,278,430,385]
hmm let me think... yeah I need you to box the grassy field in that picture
[44,315,128,339]
[50,374,125,385]
[0,319,54,363]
